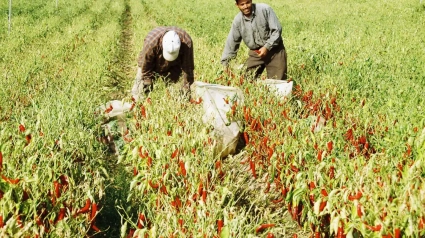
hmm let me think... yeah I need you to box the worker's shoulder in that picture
[170,26,190,35]
[169,26,193,43]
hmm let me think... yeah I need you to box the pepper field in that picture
[1,0,425,237]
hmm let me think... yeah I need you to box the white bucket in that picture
[192,81,244,158]
[260,79,293,98]
[98,100,133,118]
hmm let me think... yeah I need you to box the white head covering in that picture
[162,30,181,61]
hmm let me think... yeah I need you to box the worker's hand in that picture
[143,83,153,95]
[254,47,268,58]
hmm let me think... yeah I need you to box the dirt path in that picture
[104,0,135,100]
[94,0,135,236]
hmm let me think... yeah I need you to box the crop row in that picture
[0,0,126,236]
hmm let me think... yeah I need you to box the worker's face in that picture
[236,0,252,17]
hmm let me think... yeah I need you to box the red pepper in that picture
[281,187,288,197]
[90,203,98,221]
[179,160,187,177]
[147,156,152,167]
[266,233,275,238]
[287,202,293,216]
[76,198,91,215]
[202,190,207,203]
[1,174,20,184]
[281,110,291,121]
[215,160,222,170]
[358,136,367,145]
[357,203,363,218]
[243,106,249,121]
[35,215,43,227]
[309,181,316,190]
[255,224,275,233]
[319,201,327,212]
[171,148,179,159]
[138,146,146,158]
[325,103,332,119]
[327,141,333,152]
[104,104,113,113]
[337,226,346,238]
[348,191,363,201]
[140,105,147,118]
[198,181,203,196]
[317,150,323,162]
[288,126,293,135]
[148,180,159,189]
[127,229,135,238]
[419,216,425,230]
[272,197,284,204]
[171,197,182,210]
[291,164,299,173]
[217,219,223,234]
[344,128,354,141]
[59,175,69,187]
[0,215,3,228]
[243,132,249,144]
[55,207,66,224]
[262,136,269,146]
[249,160,257,178]
[160,184,168,195]
[53,180,61,199]
[364,223,381,232]
[137,213,146,229]
[267,147,274,161]
[91,224,101,232]
[394,228,401,238]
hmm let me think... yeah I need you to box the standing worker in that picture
[131,26,194,101]
[221,0,287,80]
